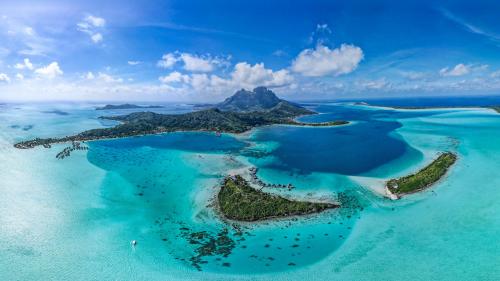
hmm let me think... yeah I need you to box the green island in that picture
[217,175,338,221]
[14,87,348,149]
[491,106,500,113]
[387,152,457,196]
[293,120,349,127]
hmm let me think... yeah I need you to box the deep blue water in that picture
[251,104,453,175]
[253,121,407,175]
[88,104,459,177]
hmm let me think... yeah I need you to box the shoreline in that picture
[384,152,458,200]
[354,102,500,113]
[13,127,250,149]
[209,158,339,224]
[216,174,338,222]
[13,117,349,150]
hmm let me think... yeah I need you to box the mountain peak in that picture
[253,86,271,93]
[217,87,284,112]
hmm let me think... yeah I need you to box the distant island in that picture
[42,110,70,115]
[14,87,348,149]
[388,105,500,113]
[293,120,349,127]
[356,102,500,114]
[95,104,164,110]
[386,152,457,199]
[218,175,337,221]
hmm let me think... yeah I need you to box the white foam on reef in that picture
[348,175,388,198]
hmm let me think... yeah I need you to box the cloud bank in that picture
[291,44,364,77]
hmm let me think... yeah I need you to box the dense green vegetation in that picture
[217,86,302,112]
[387,152,457,195]
[218,175,337,221]
[491,106,500,113]
[14,105,315,148]
[294,120,349,127]
[14,87,349,149]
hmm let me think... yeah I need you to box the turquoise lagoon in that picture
[0,102,499,280]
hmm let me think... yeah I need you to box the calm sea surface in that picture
[0,99,499,280]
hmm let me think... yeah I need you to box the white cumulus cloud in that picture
[85,72,95,80]
[292,44,363,77]
[189,73,210,90]
[77,15,106,44]
[97,72,123,83]
[180,53,217,72]
[159,71,189,84]
[158,62,293,93]
[84,71,122,83]
[231,62,293,88]
[0,73,10,83]
[34,62,63,79]
[85,15,106,27]
[439,63,470,77]
[157,52,229,72]
[157,53,179,69]
[14,58,34,70]
[91,33,103,43]
[156,58,293,96]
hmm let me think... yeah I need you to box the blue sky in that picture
[1,0,500,101]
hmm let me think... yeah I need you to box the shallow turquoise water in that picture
[0,103,499,280]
